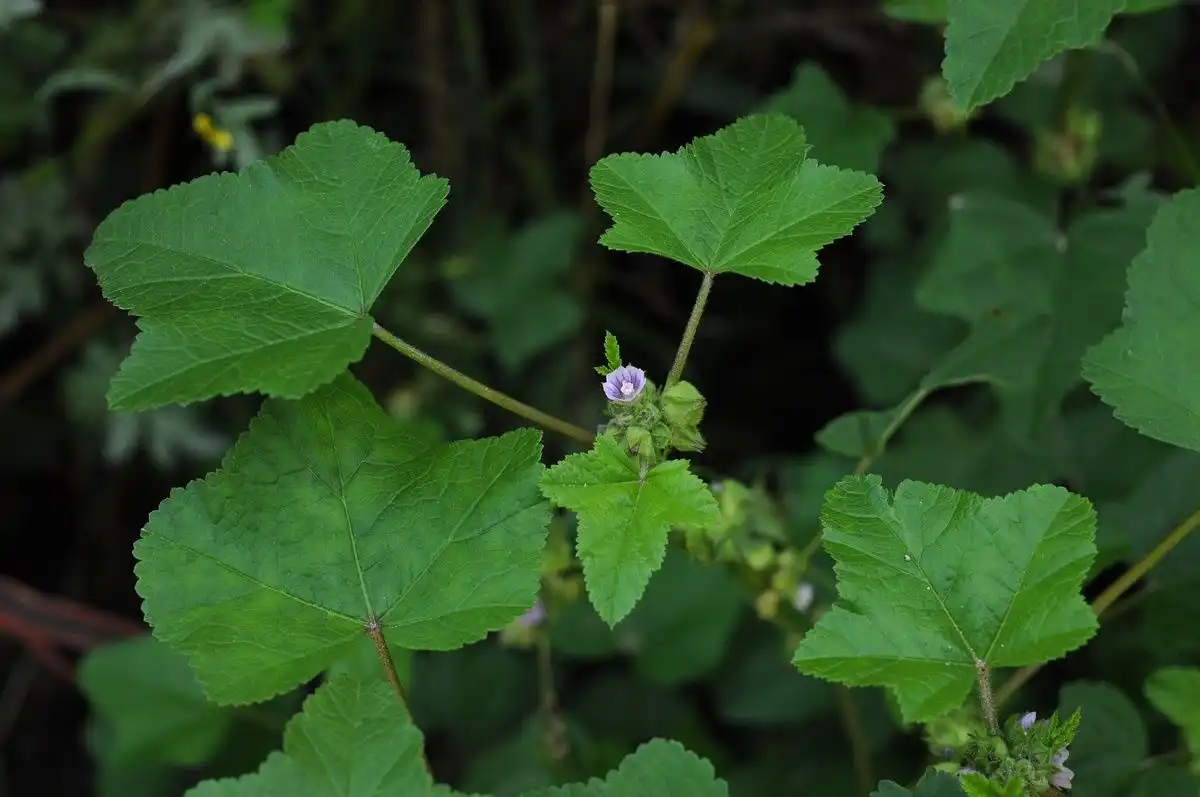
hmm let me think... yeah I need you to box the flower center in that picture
[620,381,635,397]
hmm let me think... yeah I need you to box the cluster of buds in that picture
[679,478,819,623]
[932,707,1079,794]
[600,364,707,470]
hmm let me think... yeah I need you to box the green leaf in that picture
[540,435,719,625]
[1084,189,1200,452]
[959,775,1022,797]
[186,676,438,796]
[942,0,1125,111]
[872,771,966,796]
[793,475,1098,723]
[79,635,233,767]
[761,63,896,174]
[135,374,549,704]
[1058,681,1148,796]
[589,114,882,285]
[452,212,585,373]
[815,402,905,460]
[596,330,622,376]
[84,120,447,410]
[1145,668,1200,770]
[915,195,1151,442]
[522,739,728,797]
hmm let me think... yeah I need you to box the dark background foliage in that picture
[2,1,1198,795]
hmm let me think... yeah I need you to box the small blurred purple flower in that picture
[1020,711,1037,732]
[1051,748,1073,790]
[793,582,815,612]
[956,767,977,776]
[602,366,646,403]
[517,600,546,628]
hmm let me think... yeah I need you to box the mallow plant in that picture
[77,19,1200,797]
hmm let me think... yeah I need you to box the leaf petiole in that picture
[665,271,715,388]
[371,322,594,444]
[366,618,430,773]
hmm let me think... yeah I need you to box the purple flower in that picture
[517,600,546,628]
[603,365,646,403]
[1051,748,1073,790]
[1020,711,1037,731]
[956,767,977,776]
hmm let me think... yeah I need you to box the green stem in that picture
[995,506,1200,707]
[1091,506,1200,615]
[371,323,594,445]
[852,387,929,476]
[666,271,714,387]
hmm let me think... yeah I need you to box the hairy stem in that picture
[976,660,999,735]
[365,619,430,771]
[371,323,594,445]
[666,271,714,388]
[995,506,1200,707]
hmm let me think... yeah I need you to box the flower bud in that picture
[661,380,706,427]
[624,426,654,456]
[919,76,974,133]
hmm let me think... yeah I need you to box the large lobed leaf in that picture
[1084,189,1200,452]
[793,475,1098,723]
[187,675,451,797]
[85,120,447,410]
[523,739,728,797]
[540,436,719,626]
[589,114,882,285]
[819,195,1153,457]
[190,676,727,797]
[942,0,1125,111]
[135,374,550,704]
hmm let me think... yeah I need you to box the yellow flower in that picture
[192,113,234,153]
